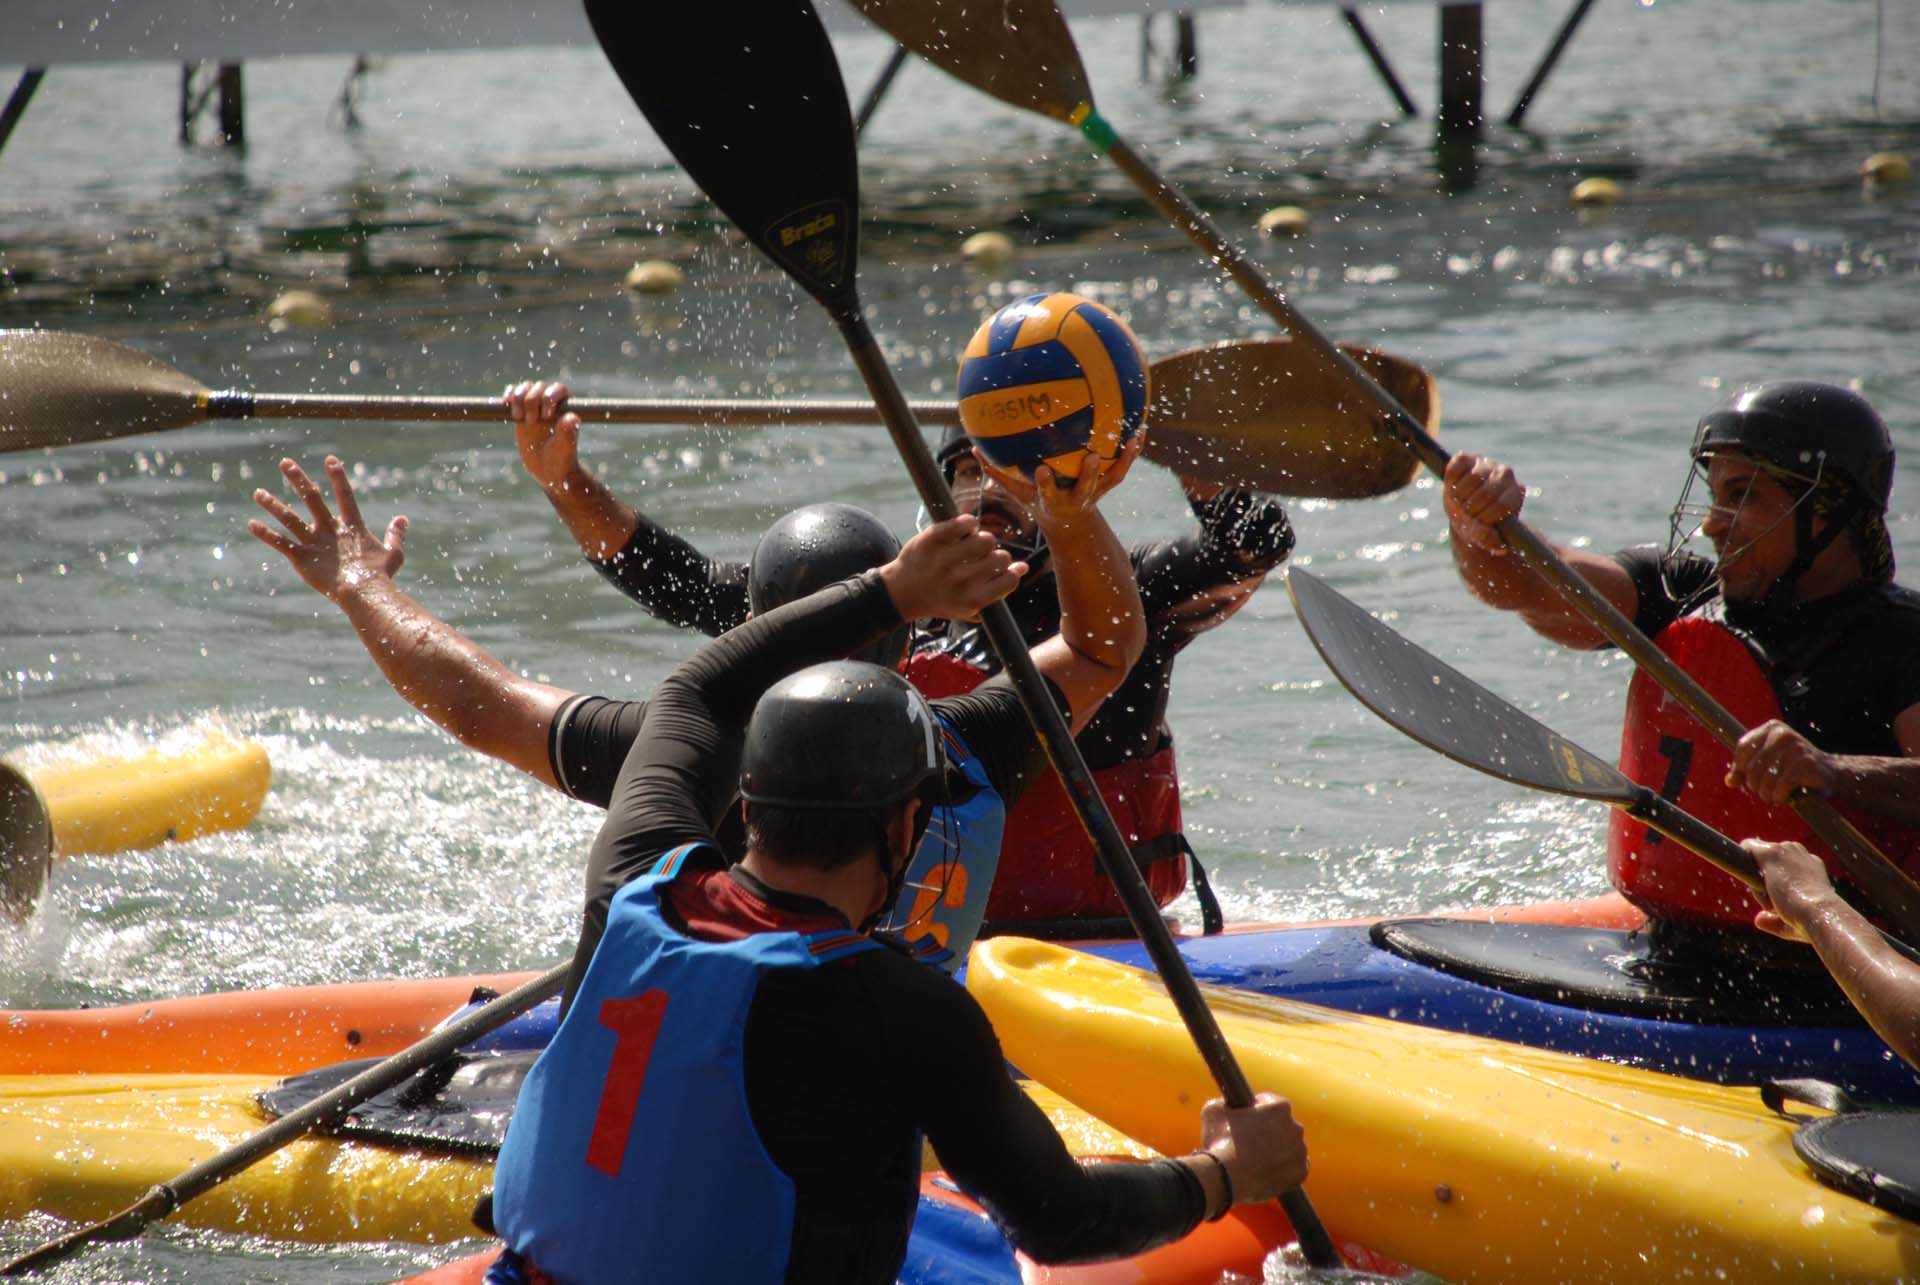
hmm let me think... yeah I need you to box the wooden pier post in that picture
[1437,1,1483,139]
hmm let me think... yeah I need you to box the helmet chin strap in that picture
[1749,487,1861,619]
[858,803,931,934]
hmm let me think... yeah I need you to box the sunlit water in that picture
[2,1,1919,1278]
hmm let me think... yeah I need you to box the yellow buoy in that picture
[623,260,685,294]
[265,289,332,331]
[1862,151,1912,184]
[960,230,1016,269]
[1570,177,1620,207]
[1257,205,1310,238]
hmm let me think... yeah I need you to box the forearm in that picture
[589,509,751,637]
[1785,889,1920,1072]
[1002,1159,1207,1264]
[333,576,569,787]
[538,463,640,563]
[1824,755,1920,830]
[1046,513,1146,673]
[1448,534,1626,649]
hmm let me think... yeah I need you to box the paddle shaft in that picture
[195,390,961,426]
[0,961,568,1278]
[837,310,1338,1261]
[1089,125,1920,936]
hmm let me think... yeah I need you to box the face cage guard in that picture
[1658,449,1826,606]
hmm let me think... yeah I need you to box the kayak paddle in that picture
[0,763,52,925]
[1284,567,1766,892]
[0,961,569,1277]
[581,0,1343,1265]
[0,328,1430,499]
[1285,565,1920,954]
[847,0,1920,940]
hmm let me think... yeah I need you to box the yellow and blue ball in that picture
[956,292,1149,481]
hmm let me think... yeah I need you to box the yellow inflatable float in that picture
[1,728,271,918]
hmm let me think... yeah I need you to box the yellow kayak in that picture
[0,1073,490,1243]
[0,1071,1143,1245]
[967,937,1920,1285]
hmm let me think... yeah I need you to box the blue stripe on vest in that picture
[874,714,1005,973]
[490,846,883,1283]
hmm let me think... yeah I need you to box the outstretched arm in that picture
[978,440,1147,732]
[508,380,641,561]
[507,380,750,635]
[1747,838,1920,1072]
[1442,451,1639,649]
[249,455,574,789]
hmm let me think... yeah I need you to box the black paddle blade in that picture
[1284,568,1633,806]
[583,0,858,314]
[846,0,1093,124]
[1,329,208,453]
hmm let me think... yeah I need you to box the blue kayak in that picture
[1081,916,1920,1106]
[449,914,1920,1107]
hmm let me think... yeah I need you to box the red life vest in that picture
[903,651,1189,923]
[1609,615,1920,930]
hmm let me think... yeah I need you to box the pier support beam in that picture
[1339,7,1418,117]
[1437,2,1484,139]
[179,61,246,147]
[1140,11,1199,82]
[0,69,46,162]
[854,44,910,138]
[1506,0,1598,127]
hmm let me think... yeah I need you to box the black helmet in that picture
[1691,382,1894,511]
[748,504,907,667]
[739,661,943,814]
[748,504,900,613]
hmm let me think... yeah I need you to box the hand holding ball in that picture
[957,292,1149,485]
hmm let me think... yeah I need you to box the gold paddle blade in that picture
[1147,338,1437,499]
[846,0,1092,123]
[1,329,209,452]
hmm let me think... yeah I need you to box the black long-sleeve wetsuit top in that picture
[591,488,1294,770]
[566,574,1210,1279]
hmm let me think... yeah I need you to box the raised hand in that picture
[249,456,407,602]
[976,432,1143,532]
[880,514,1025,624]
[507,380,582,492]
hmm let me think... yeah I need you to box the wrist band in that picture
[1192,1149,1234,1221]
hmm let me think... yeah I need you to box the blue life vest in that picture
[491,843,881,1283]
[875,713,1004,971]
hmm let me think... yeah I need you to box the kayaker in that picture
[1747,836,1920,1072]
[247,450,1145,978]
[484,624,1309,1282]
[1443,382,1920,935]
[509,376,1296,936]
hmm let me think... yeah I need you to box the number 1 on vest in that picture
[587,990,670,1176]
